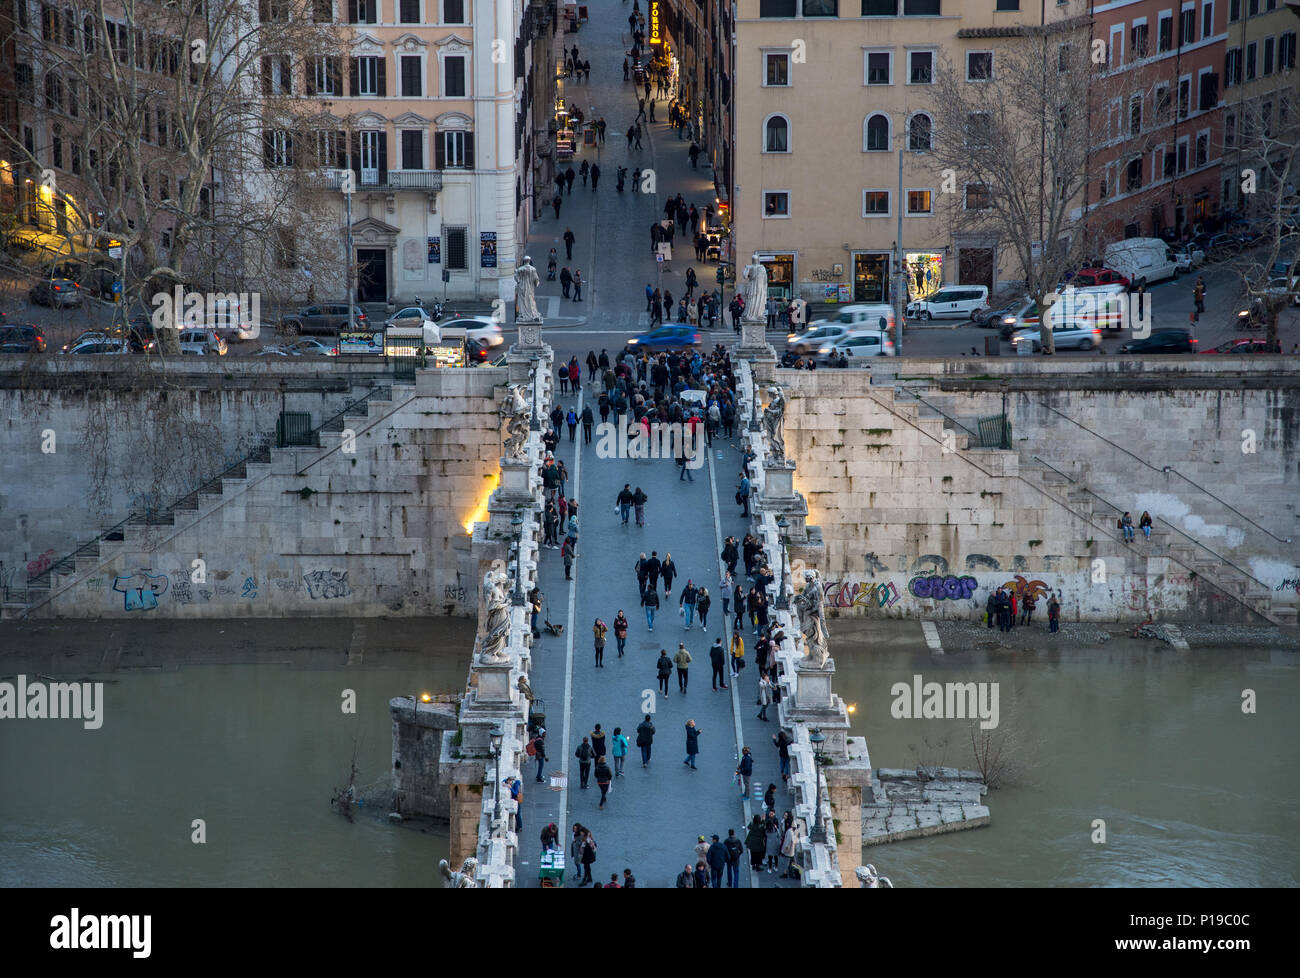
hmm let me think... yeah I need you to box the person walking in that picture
[581,403,594,443]
[559,265,573,299]
[1193,276,1206,317]
[617,483,635,525]
[757,672,774,721]
[660,552,677,597]
[633,630,664,687]
[721,538,739,576]
[612,610,629,657]
[696,587,711,631]
[636,713,656,767]
[723,829,744,888]
[736,746,754,801]
[674,643,692,692]
[645,550,661,592]
[552,193,562,219]
[531,728,548,782]
[730,631,744,678]
[563,227,576,260]
[737,473,751,517]
[732,582,746,632]
[1048,593,1062,633]
[580,828,598,885]
[547,248,558,280]
[566,407,578,442]
[561,536,575,580]
[706,834,726,889]
[594,755,613,808]
[590,163,600,190]
[623,57,629,81]
[564,165,576,194]
[774,727,793,782]
[589,723,607,761]
[593,617,607,667]
[676,864,695,887]
[633,486,648,527]
[575,736,594,789]
[779,818,800,879]
[745,815,767,873]
[641,584,659,630]
[679,579,698,627]
[572,269,583,302]
[611,727,629,777]
[683,719,702,769]
[709,637,728,691]
[579,159,590,187]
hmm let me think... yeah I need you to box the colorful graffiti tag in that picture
[112,571,170,611]
[908,575,978,600]
[820,579,901,610]
[1001,575,1051,602]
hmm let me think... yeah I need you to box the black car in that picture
[0,324,47,353]
[1118,329,1196,354]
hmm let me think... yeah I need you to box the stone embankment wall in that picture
[775,359,1300,624]
[10,362,503,618]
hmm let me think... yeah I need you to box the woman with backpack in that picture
[612,611,629,657]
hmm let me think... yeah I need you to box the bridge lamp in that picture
[808,728,827,844]
[490,725,505,825]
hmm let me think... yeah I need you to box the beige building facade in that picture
[733,0,1083,306]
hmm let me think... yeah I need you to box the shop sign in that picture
[650,1,662,44]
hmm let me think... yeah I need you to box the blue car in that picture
[624,324,701,353]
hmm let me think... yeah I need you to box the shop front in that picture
[905,251,944,303]
[852,252,889,303]
[756,253,796,302]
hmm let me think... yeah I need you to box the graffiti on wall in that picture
[444,583,468,604]
[820,579,901,610]
[304,569,352,600]
[1001,575,1051,602]
[27,549,56,579]
[112,571,170,611]
[908,574,978,600]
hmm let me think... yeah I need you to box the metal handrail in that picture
[898,387,981,440]
[1030,455,1076,483]
[1032,399,1290,544]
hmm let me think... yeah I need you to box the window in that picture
[1126,157,1143,191]
[1245,42,1256,80]
[1225,48,1242,86]
[903,0,940,13]
[262,129,294,168]
[1263,37,1274,75]
[349,0,377,23]
[309,56,342,96]
[1176,136,1189,173]
[765,53,789,86]
[1229,0,1240,20]
[262,55,293,96]
[1248,0,1257,13]
[1130,96,1142,134]
[51,128,63,169]
[963,183,990,210]
[1282,33,1296,70]
[801,0,837,15]
[400,0,419,22]
[908,50,933,84]
[44,71,63,113]
[401,130,423,169]
[443,55,466,97]
[1179,7,1194,45]
[1058,43,1071,72]
[436,130,474,168]
[764,115,789,152]
[312,0,334,21]
[400,55,422,96]
[862,0,896,12]
[445,227,468,270]
[764,191,790,217]
[1156,84,1171,119]
[908,112,932,151]
[444,0,465,22]
[15,63,33,102]
[1224,111,1236,146]
[353,56,384,96]
[1261,100,1272,137]
[865,113,889,151]
[865,51,891,85]
[963,111,990,147]
[71,145,82,175]
[1163,147,1176,176]
[1178,76,1190,117]
[995,0,1019,8]
[1159,13,1173,52]
[1195,130,1208,166]
[760,0,797,14]
[863,190,890,215]
[1131,22,1149,61]
[1109,26,1123,66]
[1198,70,1218,110]
[260,0,289,21]
[967,51,992,80]
[1202,1,1213,39]
[906,190,932,214]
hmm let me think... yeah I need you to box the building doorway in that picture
[958,248,993,290]
[357,249,388,302]
[852,252,888,303]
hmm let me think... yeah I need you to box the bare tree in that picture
[925,26,1156,354]
[968,701,1034,790]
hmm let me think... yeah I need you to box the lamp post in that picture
[775,515,790,610]
[490,725,504,825]
[529,354,541,431]
[511,512,526,606]
[808,728,827,844]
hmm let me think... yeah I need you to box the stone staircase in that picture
[881,379,1293,627]
[4,382,417,620]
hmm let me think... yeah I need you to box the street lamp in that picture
[808,728,827,844]
[511,512,526,606]
[775,515,790,611]
[529,354,542,431]
[490,725,504,825]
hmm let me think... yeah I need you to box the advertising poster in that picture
[427,236,440,264]
[338,331,383,355]
[480,232,497,268]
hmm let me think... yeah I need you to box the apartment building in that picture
[1086,0,1228,243]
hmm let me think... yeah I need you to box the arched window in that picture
[864,113,889,152]
[764,114,789,153]
[908,112,933,152]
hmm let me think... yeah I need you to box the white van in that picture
[835,304,897,331]
[1103,238,1180,288]
[906,285,990,321]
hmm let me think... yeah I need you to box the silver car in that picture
[1010,320,1102,352]
[787,323,849,355]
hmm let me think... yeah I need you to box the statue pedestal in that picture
[793,658,836,711]
[736,315,777,361]
[513,316,546,351]
[475,659,515,704]
[496,457,535,506]
[507,339,549,385]
[763,459,796,500]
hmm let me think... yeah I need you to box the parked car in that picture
[0,324,47,353]
[1063,267,1131,290]
[787,322,850,355]
[1200,232,1243,258]
[255,345,291,356]
[29,266,84,307]
[61,330,110,354]
[284,338,339,356]
[1118,329,1196,353]
[438,316,505,348]
[1010,320,1103,352]
[1200,338,1270,354]
[178,328,228,355]
[625,324,701,352]
[1103,238,1180,288]
[384,305,434,330]
[818,329,895,361]
[64,337,131,355]
[971,298,1022,327]
[1168,243,1205,273]
[280,304,369,335]
[906,285,989,321]
[1269,257,1300,305]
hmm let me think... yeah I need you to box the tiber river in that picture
[2,619,1296,887]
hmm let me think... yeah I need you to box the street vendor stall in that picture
[539,849,565,887]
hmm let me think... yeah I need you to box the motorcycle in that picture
[1235,299,1266,330]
